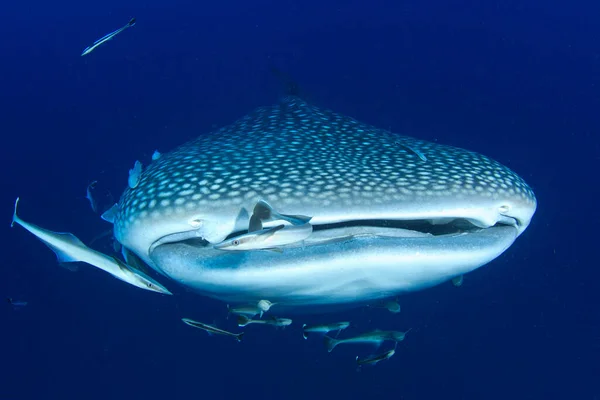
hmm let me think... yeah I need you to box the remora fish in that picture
[16,96,537,310]
[85,181,98,213]
[302,322,351,340]
[237,315,292,328]
[324,329,411,352]
[182,318,244,342]
[356,346,396,367]
[213,223,313,252]
[10,198,171,295]
[227,304,263,319]
[81,18,136,56]
[368,298,401,313]
[6,298,28,308]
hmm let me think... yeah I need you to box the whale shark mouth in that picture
[151,215,520,251]
[147,215,520,309]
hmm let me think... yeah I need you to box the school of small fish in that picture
[182,297,412,368]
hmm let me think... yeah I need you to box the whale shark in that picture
[13,96,536,309]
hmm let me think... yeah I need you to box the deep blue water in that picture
[1,0,598,399]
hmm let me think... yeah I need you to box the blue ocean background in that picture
[1,0,598,399]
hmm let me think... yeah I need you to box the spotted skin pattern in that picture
[114,96,535,244]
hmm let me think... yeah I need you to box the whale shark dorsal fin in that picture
[101,204,119,224]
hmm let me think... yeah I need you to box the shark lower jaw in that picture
[148,220,519,309]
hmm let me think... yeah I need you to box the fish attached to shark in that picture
[12,96,536,310]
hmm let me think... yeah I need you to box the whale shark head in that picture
[113,96,536,308]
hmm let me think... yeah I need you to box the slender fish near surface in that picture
[81,18,136,56]
[227,304,263,319]
[182,318,244,342]
[324,329,411,352]
[356,345,397,367]
[302,322,351,340]
[237,315,292,328]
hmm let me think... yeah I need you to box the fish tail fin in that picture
[11,198,86,269]
[237,315,250,327]
[248,214,263,233]
[249,200,272,232]
[235,332,244,342]
[252,200,312,227]
[323,336,339,352]
[11,197,20,228]
[128,18,136,26]
[302,324,309,340]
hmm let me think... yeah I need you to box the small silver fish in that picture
[324,328,411,352]
[302,322,351,340]
[85,180,98,213]
[237,315,292,328]
[213,223,312,252]
[182,318,244,342]
[81,18,136,56]
[227,304,263,319]
[356,346,396,367]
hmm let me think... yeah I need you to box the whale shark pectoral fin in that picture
[101,203,119,223]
